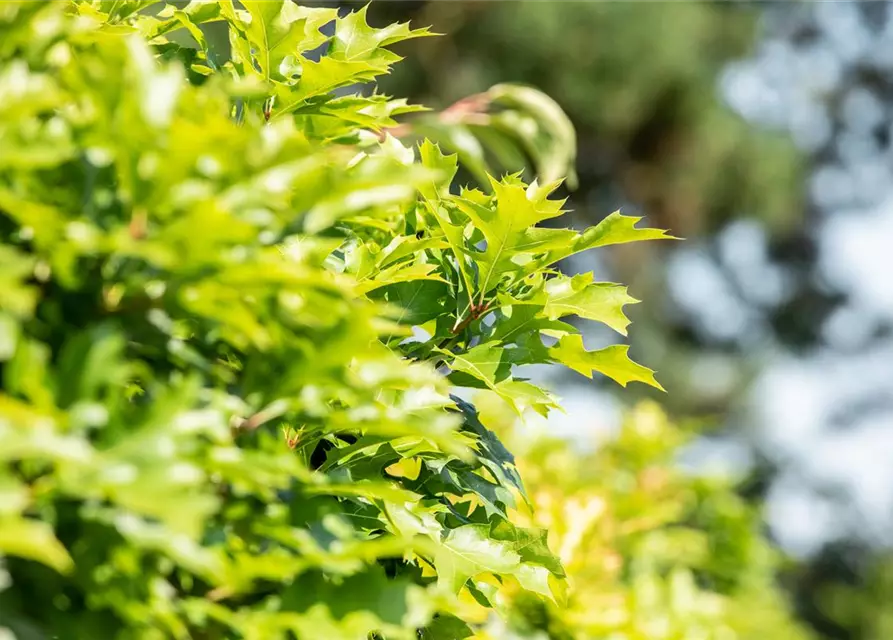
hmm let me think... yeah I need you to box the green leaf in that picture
[491,379,559,417]
[489,517,564,577]
[418,140,459,200]
[453,178,566,300]
[273,57,383,113]
[241,0,330,83]
[526,211,677,274]
[446,343,512,390]
[0,313,20,361]
[172,11,209,49]
[578,210,678,248]
[420,614,474,640]
[329,5,433,62]
[468,123,529,177]
[516,272,639,336]
[488,304,575,345]
[414,121,491,186]
[446,343,558,416]
[549,334,665,391]
[371,280,450,325]
[410,458,514,520]
[487,83,578,188]
[269,5,429,116]
[0,518,73,575]
[377,234,448,269]
[98,0,157,22]
[304,160,438,232]
[434,524,520,593]
[148,1,225,40]
[354,262,446,296]
[452,396,527,501]
[281,566,433,639]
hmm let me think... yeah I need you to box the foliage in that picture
[368,0,807,422]
[385,83,579,194]
[0,1,673,638]
[797,550,893,640]
[468,399,814,640]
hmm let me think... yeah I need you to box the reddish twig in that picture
[450,301,491,335]
[377,91,493,142]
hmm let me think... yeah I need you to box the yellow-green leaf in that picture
[549,334,665,391]
[0,518,74,574]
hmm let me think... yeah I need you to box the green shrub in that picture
[0,2,671,638]
[471,399,814,640]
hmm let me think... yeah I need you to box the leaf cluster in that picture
[0,2,669,638]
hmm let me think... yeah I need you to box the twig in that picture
[231,402,287,432]
[450,300,490,335]
[376,91,493,142]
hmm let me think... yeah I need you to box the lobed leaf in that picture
[549,334,666,391]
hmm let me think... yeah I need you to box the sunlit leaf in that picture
[549,334,665,391]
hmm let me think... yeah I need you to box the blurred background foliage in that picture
[474,398,812,640]
[375,2,803,236]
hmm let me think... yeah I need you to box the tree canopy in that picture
[0,2,809,639]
